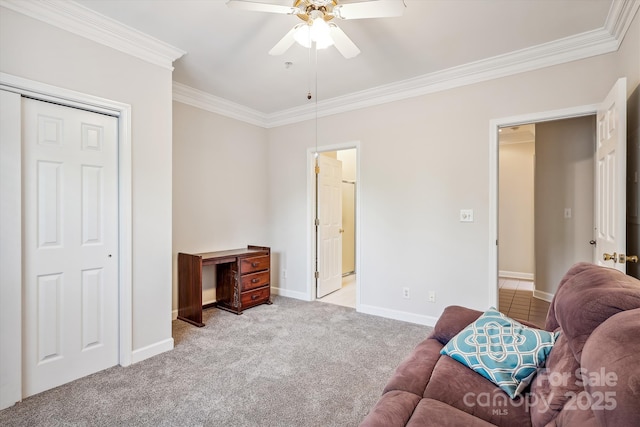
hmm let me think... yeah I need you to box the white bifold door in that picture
[22,98,119,397]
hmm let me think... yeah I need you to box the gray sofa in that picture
[360,262,640,427]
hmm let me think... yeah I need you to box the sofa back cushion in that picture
[580,308,640,427]
[528,332,582,427]
[545,263,640,362]
[531,263,640,426]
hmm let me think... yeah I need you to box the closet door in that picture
[22,98,119,397]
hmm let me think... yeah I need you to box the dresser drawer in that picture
[241,270,269,291]
[240,255,270,274]
[241,286,270,308]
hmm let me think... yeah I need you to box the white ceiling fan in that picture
[226,0,406,59]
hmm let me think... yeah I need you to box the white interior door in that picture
[22,98,119,397]
[595,78,627,272]
[317,155,343,298]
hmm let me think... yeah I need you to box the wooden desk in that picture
[177,245,271,327]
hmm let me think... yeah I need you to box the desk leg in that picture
[178,253,205,327]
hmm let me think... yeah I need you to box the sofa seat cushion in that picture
[423,353,532,427]
[406,398,498,427]
[359,390,422,427]
[543,397,600,427]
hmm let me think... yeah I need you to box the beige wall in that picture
[172,101,269,309]
[535,116,596,295]
[337,149,357,274]
[267,12,639,319]
[499,141,535,276]
[0,8,174,353]
[168,12,639,319]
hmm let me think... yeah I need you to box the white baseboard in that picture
[271,286,312,301]
[131,338,174,364]
[171,298,216,320]
[358,304,439,327]
[533,290,554,303]
[499,270,534,281]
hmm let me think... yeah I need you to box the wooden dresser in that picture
[177,245,271,326]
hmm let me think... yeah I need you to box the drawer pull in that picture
[251,262,259,267]
[251,278,259,283]
[251,294,260,300]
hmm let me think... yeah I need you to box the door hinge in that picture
[314,271,319,279]
[315,165,320,174]
[314,218,319,226]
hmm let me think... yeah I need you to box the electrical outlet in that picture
[402,287,410,299]
[428,291,436,303]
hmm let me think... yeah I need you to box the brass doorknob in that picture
[619,254,639,263]
[603,252,617,262]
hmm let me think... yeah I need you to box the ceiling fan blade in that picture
[268,25,300,56]
[328,24,360,59]
[226,0,299,15]
[333,0,405,20]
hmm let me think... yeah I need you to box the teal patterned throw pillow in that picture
[440,307,558,398]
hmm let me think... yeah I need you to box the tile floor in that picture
[317,274,356,308]
[498,277,550,327]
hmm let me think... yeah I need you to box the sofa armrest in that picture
[431,305,548,346]
[430,305,483,345]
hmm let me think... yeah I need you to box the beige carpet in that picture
[0,296,432,426]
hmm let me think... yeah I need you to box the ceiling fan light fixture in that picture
[293,17,334,49]
[293,24,312,47]
[227,0,405,58]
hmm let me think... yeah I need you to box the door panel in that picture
[595,78,627,272]
[23,98,118,397]
[317,155,343,298]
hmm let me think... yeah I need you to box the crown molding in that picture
[0,0,185,71]
[176,0,638,128]
[606,0,640,42]
[173,82,269,128]
[14,0,631,127]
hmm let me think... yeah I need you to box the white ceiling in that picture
[499,123,535,145]
[70,0,617,116]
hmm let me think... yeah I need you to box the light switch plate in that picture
[460,209,474,222]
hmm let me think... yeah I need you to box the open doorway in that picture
[497,116,595,325]
[492,79,634,323]
[309,146,359,309]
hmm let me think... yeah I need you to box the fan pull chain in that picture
[307,45,312,100]
[307,23,313,100]
[314,43,319,157]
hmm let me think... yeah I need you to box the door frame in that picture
[489,103,598,307]
[307,141,361,308]
[0,73,133,406]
